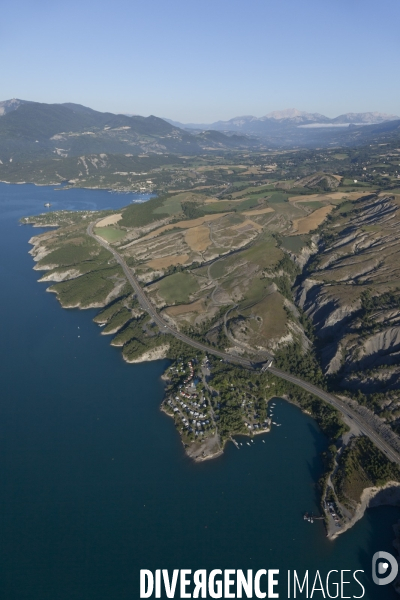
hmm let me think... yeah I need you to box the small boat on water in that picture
[262,440,265,443]
[272,422,277,425]
[44,202,52,207]
[247,442,251,446]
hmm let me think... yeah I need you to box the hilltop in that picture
[167,109,400,148]
[1,100,400,188]
[0,99,260,164]
[168,108,399,131]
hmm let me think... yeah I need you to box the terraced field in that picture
[25,181,342,354]
[23,144,400,527]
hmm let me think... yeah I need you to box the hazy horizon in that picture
[1,0,399,122]
[2,98,399,124]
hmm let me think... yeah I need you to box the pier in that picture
[231,437,240,449]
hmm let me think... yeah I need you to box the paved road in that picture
[269,366,400,465]
[88,222,400,465]
[87,222,254,369]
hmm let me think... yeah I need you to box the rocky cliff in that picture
[296,193,400,428]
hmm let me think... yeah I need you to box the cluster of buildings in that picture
[167,396,212,437]
[179,390,195,400]
[183,361,194,383]
[166,359,213,440]
[244,421,270,431]
[325,500,342,528]
[240,399,270,432]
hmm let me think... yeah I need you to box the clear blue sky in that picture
[1,0,399,122]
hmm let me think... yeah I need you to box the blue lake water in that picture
[0,182,398,599]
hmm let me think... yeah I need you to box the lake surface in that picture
[0,182,399,599]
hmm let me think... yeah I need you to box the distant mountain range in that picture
[0,100,399,166]
[0,99,260,163]
[165,108,400,135]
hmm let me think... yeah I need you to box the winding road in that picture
[87,221,400,465]
[87,222,254,368]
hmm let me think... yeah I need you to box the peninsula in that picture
[23,138,400,539]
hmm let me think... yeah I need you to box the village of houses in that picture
[163,358,214,443]
[162,356,274,456]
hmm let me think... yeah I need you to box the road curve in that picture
[269,366,400,465]
[87,222,400,465]
[87,222,254,369]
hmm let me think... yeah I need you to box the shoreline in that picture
[0,178,154,195]
[122,345,170,364]
[25,210,400,543]
[328,481,400,540]
[161,386,273,464]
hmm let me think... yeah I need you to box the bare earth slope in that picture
[297,194,400,429]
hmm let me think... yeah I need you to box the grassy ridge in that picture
[333,437,400,503]
[38,237,104,267]
[119,196,169,227]
[50,266,124,307]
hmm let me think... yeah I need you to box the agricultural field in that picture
[297,201,324,210]
[156,272,200,304]
[292,205,334,234]
[26,163,350,356]
[24,139,400,370]
[23,137,400,510]
[95,226,127,242]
